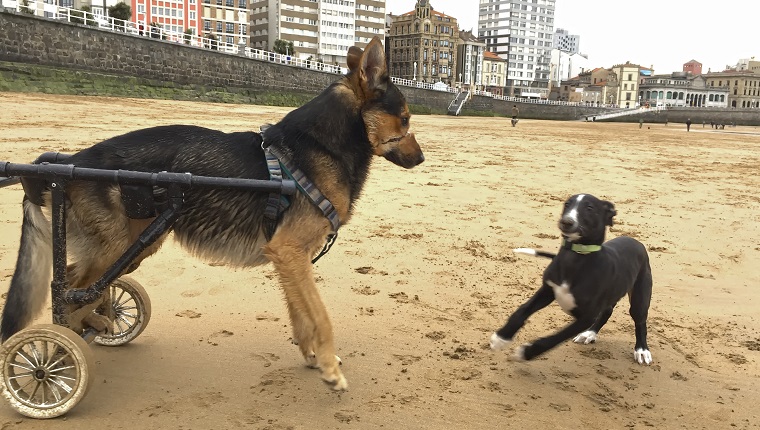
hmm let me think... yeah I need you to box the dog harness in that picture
[561,239,602,254]
[260,125,340,264]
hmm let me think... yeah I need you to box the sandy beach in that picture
[0,92,759,429]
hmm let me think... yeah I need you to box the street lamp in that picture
[413,62,417,81]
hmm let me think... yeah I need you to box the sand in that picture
[0,92,758,429]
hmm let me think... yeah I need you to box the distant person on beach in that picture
[686,118,692,132]
[639,118,644,129]
[511,105,519,127]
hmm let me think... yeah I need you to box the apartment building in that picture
[478,0,556,97]
[552,28,579,54]
[456,30,485,89]
[130,0,202,38]
[199,0,248,47]
[387,0,459,84]
[249,0,384,64]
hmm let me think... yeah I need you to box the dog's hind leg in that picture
[515,317,595,361]
[264,230,347,391]
[573,306,615,344]
[629,268,653,365]
[490,283,555,351]
[64,186,167,335]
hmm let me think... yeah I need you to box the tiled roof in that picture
[483,51,505,61]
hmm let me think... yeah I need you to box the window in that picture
[204,20,211,31]
[226,23,234,33]
[216,21,222,32]
[238,0,246,7]
[226,0,233,6]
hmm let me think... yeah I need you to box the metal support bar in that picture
[62,185,185,305]
[50,181,70,327]
[0,161,297,195]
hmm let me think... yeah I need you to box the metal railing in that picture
[389,77,458,93]
[6,2,347,74]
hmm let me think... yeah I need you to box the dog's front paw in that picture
[509,344,531,362]
[573,330,598,344]
[490,333,512,351]
[634,348,653,365]
[321,366,348,391]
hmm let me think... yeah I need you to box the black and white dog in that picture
[490,194,653,365]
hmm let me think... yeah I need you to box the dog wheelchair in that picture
[0,152,295,418]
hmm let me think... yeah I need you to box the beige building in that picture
[482,51,506,95]
[705,69,760,108]
[388,0,459,84]
[201,0,249,48]
[249,0,384,63]
[610,62,641,108]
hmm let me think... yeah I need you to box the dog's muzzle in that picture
[383,132,424,169]
[558,216,580,237]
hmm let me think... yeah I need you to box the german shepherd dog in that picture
[0,36,423,390]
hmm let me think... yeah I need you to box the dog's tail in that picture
[513,248,556,259]
[1,199,53,342]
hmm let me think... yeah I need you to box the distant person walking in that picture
[639,118,644,129]
[686,118,692,132]
[511,105,519,127]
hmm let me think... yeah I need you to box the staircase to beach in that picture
[586,106,666,121]
[447,90,470,116]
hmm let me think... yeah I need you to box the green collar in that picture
[562,238,602,254]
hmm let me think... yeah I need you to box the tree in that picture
[108,2,132,22]
[183,28,194,45]
[71,5,98,26]
[272,39,295,56]
[20,0,35,15]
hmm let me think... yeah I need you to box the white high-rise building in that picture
[553,28,579,54]
[477,0,556,97]
[250,0,385,64]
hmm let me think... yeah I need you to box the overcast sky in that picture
[385,0,760,74]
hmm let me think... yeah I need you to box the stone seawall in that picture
[0,10,338,98]
[3,10,760,124]
[599,108,760,126]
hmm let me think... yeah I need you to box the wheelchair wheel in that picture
[93,276,152,347]
[0,324,94,418]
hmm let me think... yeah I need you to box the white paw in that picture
[306,354,342,369]
[305,351,318,368]
[490,333,512,351]
[634,348,653,365]
[573,330,598,344]
[324,373,348,391]
[511,344,530,362]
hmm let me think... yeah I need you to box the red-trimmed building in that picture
[131,0,201,39]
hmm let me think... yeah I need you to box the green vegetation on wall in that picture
[0,61,315,107]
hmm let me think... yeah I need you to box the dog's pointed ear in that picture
[347,46,363,73]
[603,201,617,226]
[359,37,388,94]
